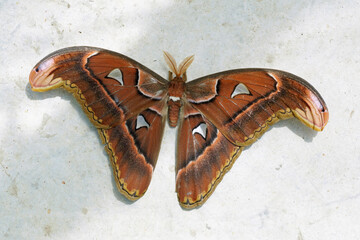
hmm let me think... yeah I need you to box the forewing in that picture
[176,102,242,209]
[29,46,168,128]
[185,69,329,146]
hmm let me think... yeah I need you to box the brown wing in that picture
[99,101,166,200]
[185,69,329,146]
[29,46,168,128]
[176,102,242,209]
[29,47,168,200]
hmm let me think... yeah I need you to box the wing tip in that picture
[292,104,329,132]
[29,58,64,91]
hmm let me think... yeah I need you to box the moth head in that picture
[163,51,194,82]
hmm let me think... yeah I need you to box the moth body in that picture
[164,52,193,128]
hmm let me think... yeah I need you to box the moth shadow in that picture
[270,118,318,143]
[25,82,95,130]
[99,148,137,205]
[26,82,134,205]
[26,82,69,100]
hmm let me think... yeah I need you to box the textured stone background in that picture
[0,1,359,239]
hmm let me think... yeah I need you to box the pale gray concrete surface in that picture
[0,1,359,239]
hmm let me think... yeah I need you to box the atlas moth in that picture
[29,47,328,209]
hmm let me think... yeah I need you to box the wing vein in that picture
[215,98,249,140]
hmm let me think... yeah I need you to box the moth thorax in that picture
[168,99,181,127]
[168,78,185,98]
